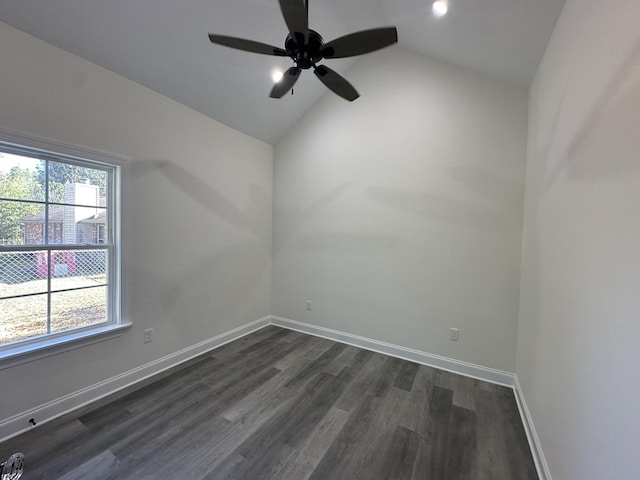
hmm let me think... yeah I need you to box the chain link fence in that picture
[0,249,108,345]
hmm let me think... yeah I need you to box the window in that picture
[0,136,125,359]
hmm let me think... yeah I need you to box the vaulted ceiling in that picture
[0,0,565,144]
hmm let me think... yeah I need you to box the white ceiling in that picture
[0,0,565,145]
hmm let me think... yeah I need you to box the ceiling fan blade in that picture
[279,0,308,41]
[208,34,288,56]
[314,65,359,101]
[320,27,398,59]
[270,67,301,98]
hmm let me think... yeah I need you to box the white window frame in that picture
[0,129,131,368]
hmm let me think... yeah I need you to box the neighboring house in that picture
[21,205,65,244]
[21,180,106,245]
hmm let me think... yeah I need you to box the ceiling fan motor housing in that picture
[285,30,324,69]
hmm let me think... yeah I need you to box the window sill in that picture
[0,322,132,370]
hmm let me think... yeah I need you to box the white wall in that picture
[273,46,528,372]
[0,22,273,424]
[517,0,640,478]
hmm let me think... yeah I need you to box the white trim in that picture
[0,316,271,443]
[270,316,515,387]
[0,133,127,364]
[0,127,129,166]
[0,322,132,370]
[513,375,552,480]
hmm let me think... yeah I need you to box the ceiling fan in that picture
[208,0,398,101]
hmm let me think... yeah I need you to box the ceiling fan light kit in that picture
[208,0,398,101]
[433,0,449,17]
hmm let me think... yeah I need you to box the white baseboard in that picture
[270,316,515,387]
[0,316,271,443]
[513,375,552,480]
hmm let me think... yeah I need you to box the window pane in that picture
[4,202,109,246]
[57,206,108,245]
[0,251,48,298]
[47,210,65,244]
[0,199,44,245]
[50,249,107,291]
[1,142,119,351]
[0,294,48,345]
[48,161,108,205]
[50,286,107,334]
[0,153,45,201]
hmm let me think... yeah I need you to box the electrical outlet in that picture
[143,328,154,343]
[450,328,459,341]
[306,300,312,311]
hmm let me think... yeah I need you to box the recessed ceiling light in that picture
[272,70,284,83]
[433,0,448,17]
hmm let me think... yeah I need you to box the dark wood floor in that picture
[0,326,537,479]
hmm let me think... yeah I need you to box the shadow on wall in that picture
[275,181,400,254]
[130,159,270,334]
[518,40,640,376]
[160,240,267,320]
[566,43,640,180]
[366,186,520,231]
[131,239,267,333]
[541,41,640,192]
[132,159,271,242]
[516,85,567,377]
[446,164,523,208]
[274,182,351,253]
[290,231,399,252]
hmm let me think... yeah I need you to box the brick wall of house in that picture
[24,223,63,245]
[24,223,43,245]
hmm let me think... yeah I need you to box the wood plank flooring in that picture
[0,326,538,479]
